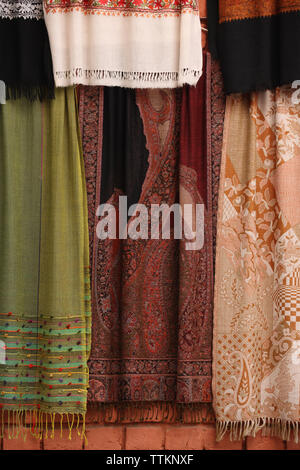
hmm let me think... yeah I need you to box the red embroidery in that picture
[44,0,198,15]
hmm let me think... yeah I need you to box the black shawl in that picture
[0,1,54,100]
[207,0,300,94]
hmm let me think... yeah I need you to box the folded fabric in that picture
[0,87,91,440]
[0,0,54,100]
[207,0,300,94]
[214,86,300,442]
[44,0,202,88]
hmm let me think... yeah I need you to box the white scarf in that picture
[43,0,203,88]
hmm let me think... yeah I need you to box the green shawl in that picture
[0,87,91,440]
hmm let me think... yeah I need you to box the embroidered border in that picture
[219,0,300,23]
[0,0,43,19]
[44,0,198,16]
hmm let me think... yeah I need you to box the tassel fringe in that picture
[0,404,214,441]
[5,409,298,443]
[87,402,215,425]
[55,68,201,87]
[216,418,300,443]
[6,85,55,102]
[0,409,86,442]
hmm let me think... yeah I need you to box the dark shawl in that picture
[0,1,54,100]
[207,0,300,94]
[78,51,216,423]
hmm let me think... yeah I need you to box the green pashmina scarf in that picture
[0,87,91,440]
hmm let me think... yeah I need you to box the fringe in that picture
[55,68,201,84]
[87,402,215,425]
[6,85,55,102]
[0,409,86,442]
[0,404,214,440]
[216,418,300,443]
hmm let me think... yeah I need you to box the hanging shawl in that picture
[214,86,300,442]
[78,51,214,423]
[207,0,300,94]
[210,57,225,273]
[0,88,91,440]
[43,0,202,88]
[0,0,54,100]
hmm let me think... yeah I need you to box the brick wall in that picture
[1,420,299,450]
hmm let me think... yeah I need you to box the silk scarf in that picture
[0,0,54,100]
[43,0,203,88]
[0,88,91,440]
[78,51,214,423]
[207,0,300,94]
[214,86,300,442]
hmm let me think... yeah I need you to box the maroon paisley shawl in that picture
[210,57,226,269]
[78,52,217,423]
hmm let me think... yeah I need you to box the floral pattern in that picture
[79,54,213,406]
[214,86,300,439]
[44,0,198,15]
[210,58,225,271]
[0,0,43,19]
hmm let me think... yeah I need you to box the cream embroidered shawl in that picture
[43,0,202,88]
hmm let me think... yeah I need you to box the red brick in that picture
[287,440,300,450]
[165,426,203,450]
[85,425,123,450]
[125,425,164,450]
[200,424,243,450]
[246,432,285,450]
[3,426,41,450]
[43,426,84,450]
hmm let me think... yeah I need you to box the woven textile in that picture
[214,86,300,442]
[210,58,225,270]
[207,0,300,94]
[0,0,43,18]
[0,88,91,439]
[78,52,214,422]
[0,0,54,100]
[43,0,202,88]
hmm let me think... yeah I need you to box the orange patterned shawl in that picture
[214,86,300,442]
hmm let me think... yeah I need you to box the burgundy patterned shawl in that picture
[210,58,226,269]
[78,52,217,423]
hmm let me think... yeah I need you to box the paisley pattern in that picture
[79,55,213,406]
[210,58,225,271]
[86,88,182,402]
[214,86,300,440]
